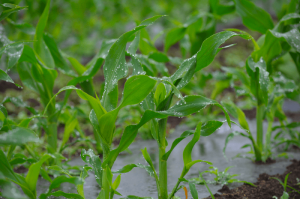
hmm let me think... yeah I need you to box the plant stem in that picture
[158,118,168,199]
[45,122,57,153]
[102,146,110,199]
[256,104,264,152]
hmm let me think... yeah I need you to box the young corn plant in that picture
[97,22,262,198]
[191,166,255,186]
[220,0,300,162]
[271,173,300,199]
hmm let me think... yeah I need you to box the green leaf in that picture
[128,32,140,54]
[6,18,35,35]
[189,182,198,199]
[141,148,160,190]
[60,111,78,151]
[269,28,300,53]
[87,39,116,68]
[162,130,194,160]
[223,131,250,159]
[183,122,202,166]
[0,69,14,84]
[201,121,224,136]
[104,95,231,168]
[0,4,27,21]
[0,126,40,145]
[81,149,102,186]
[234,0,274,34]
[246,57,269,105]
[148,52,169,62]
[40,191,84,199]
[154,83,167,107]
[281,191,289,199]
[165,27,186,52]
[120,75,157,108]
[101,16,163,111]
[222,101,250,131]
[43,33,77,76]
[210,0,235,16]
[196,31,241,72]
[112,163,155,178]
[47,176,83,192]
[0,42,26,69]
[33,0,55,69]
[25,153,53,192]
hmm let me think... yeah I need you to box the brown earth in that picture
[206,159,300,199]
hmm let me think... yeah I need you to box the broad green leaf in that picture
[98,75,156,145]
[210,0,235,16]
[43,33,77,76]
[120,75,157,108]
[33,0,55,69]
[44,85,106,121]
[40,191,84,199]
[252,31,282,66]
[189,182,198,199]
[81,149,102,186]
[130,55,145,76]
[165,27,186,52]
[128,32,140,54]
[0,4,27,21]
[104,95,231,168]
[18,45,38,65]
[269,29,300,53]
[25,153,53,192]
[246,57,269,105]
[0,127,40,145]
[148,52,169,62]
[183,123,201,166]
[0,149,34,198]
[112,163,155,178]
[0,42,25,69]
[201,121,224,136]
[47,176,83,192]
[0,69,14,84]
[234,0,274,34]
[154,83,167,107]
[101,16,163,111]
[196,31,241,72]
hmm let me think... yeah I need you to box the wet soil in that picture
[207,159,300,199]
[0,81,22,92]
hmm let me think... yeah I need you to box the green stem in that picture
[102,147,110,199]
[256,104,264,152]
[158,118,168,199]
[25,144,36,159]
[45,123,58,153]
[102,168,110,199]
